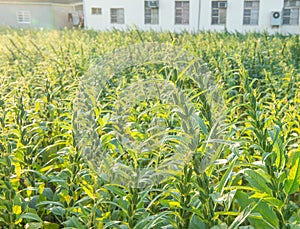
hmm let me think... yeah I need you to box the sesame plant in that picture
[0,28,299,229]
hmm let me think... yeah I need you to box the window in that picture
[16,11,31,24]
[91,7,102,15]
[145,1,159,24]
[283,8,299,24]
[175,1,189,25]
[284,0,300,7]
[110,8,124,24]
[243,1,259,25]
[211,1,227,25]
[283,0,299,25]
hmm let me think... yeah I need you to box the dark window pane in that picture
[243,17,250,24]
[244,9,251,16]
[212,9,219,16]
[212,17,218,24]
[212,2,218,8]
[283,9,291,16]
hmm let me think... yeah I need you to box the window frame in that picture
[110,8,125,24]
[91,7,102,15]
[211,1,227,25]
[283,0,300,25]
[243,0,260,25]
[283,8,299,25]
[16,10,31,24]
[284,0,300,7]
[175,1,190,25]
[144,1,159,24]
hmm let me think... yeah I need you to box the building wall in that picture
[0,3,52,28]
[84,0,300,34]
[84,0,200,32]
[0,3,77,29]
[51,5,77,29]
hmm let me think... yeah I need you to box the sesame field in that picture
[0,29,299,229]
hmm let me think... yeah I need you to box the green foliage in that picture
[0,28,299,228]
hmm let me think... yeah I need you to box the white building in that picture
[0,0,83,29]
[83,0,300,34]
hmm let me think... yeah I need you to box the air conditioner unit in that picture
[271,11,282,26]
[148,1,159,8]
[218,2,227,8]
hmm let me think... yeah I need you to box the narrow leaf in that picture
[284,157,300,194]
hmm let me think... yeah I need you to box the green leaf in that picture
[64,216,85,228]
[104,184,127,197]
[228,206,251,229]
[228,200,260,229]
[216,158,236,194]
[42,188,54,200]
[211,223,228,229]
[35,201,64,208]
[21,213,43,222]
[43,222,60,229]
[284,156,300,194]
[235,191,278,228]
[249,192,284,209]
[24,222,43,229]
[50,206,66,216]
[243,169,272,195]
[189,215,208,229]
[197,116,208,135]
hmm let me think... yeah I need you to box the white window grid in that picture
[145,1,159,24]
[16,11,31,24]
[243,1,260,25]
[175,1,190,25]
[284,0,300,7]
[110,8,125,24]
[91,7,102,15]
[211,1,227,25]
[283,8,299,25]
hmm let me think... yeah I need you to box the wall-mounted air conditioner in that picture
[148,1,159,8]
[271,11,282,26]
